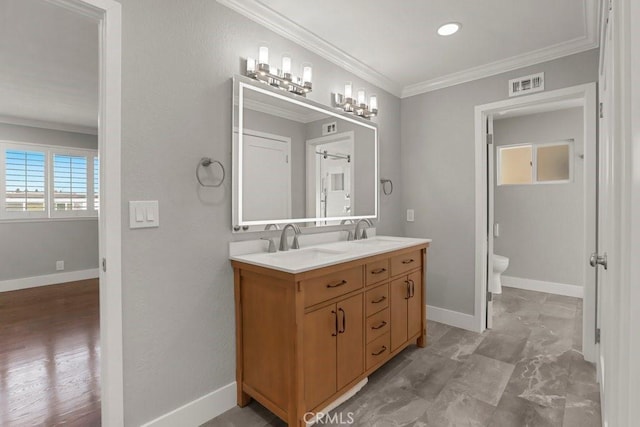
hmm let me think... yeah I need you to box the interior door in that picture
[242,132,291,221]
[596,2,615,415]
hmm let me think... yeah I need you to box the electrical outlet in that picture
[56,260,64,271]
[406,209,415,222]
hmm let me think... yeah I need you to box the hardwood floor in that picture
[0,279,100,426]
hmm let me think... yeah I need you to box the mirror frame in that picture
[232,75,379,232]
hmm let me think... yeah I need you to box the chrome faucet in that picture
[279,223,301,251]
[340,219,355,241]
[264,223,280,231]
[354,219,373,240]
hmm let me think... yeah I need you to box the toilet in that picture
[492,254,510,295]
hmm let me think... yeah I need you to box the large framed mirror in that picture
[232,75,378,232]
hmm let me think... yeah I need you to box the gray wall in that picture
[401,49,599,315]
[118,1,402,425]
[493,108,584,286]
[0,123,98,281]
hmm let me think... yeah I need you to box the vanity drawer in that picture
[390,250,422,276]
[366,308,390,344]
[365,283,389,316]
[303,266,363,307]
[365,259,389,286]
[366,332,390,369]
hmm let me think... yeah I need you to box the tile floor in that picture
[204,287,601,427]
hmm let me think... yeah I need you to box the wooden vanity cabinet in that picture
[231,243,428,427]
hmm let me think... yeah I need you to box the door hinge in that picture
[487,291,493,302]
[595,328,601,344]
[486,133,493,145]
[599,102,604,118]
[102,258,107,273]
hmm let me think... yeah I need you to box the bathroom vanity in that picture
[230,237,430,426]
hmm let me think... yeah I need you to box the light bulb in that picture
[282,55,291,75]
[303,65,312,84]
[246,57,256,73]
[357,89,366,106]
[370,95,378,111]
[344,82,352,99]
[258,46,269,64]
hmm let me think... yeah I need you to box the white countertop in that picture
[229,235,431,274]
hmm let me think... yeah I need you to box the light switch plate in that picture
[407,209,415,222]
[129,201,160,229]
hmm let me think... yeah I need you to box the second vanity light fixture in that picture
[245,46,312,96]
[334,82,378,119]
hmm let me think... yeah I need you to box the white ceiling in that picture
[219,0,599,97]
[0,0,98,134]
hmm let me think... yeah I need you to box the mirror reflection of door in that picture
[306,131,354,224]
[242,130,291,221]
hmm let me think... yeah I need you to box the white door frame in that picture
[48,0,123,425]
[473,83,597,362]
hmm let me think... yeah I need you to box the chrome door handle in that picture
[590,252,608,270]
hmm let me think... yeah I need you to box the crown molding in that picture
[0,115,98,135]
[217,0,402,97]
[401,36,598,98]
[219,0,599,100]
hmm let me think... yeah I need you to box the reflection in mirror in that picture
[232,76,377,232]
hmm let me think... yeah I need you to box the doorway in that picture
[0,0,123,425]
[474,83,598,362]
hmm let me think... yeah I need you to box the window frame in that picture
[0,140,98,221]
[497,140,574,186]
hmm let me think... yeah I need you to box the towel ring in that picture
[196,157,225,187]
[380,179,393,195]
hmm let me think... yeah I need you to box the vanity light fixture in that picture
[334,83,378,119]
[437,22,461,36]
[245,46,312,96]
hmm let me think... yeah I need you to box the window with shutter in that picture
[0,141,98,220]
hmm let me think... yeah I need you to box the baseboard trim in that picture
[0,268,99,293]
[427,305,477,332]
[501,276,583,298]
[141,382,236,427]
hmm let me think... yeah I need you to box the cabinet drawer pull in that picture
[405,280,411,299]
[371,296,387,304]
[326,280,347,288]
[371,346,387,356]
[371,268,387,275]
[371,321,387,330]
[401,259,415,265]
[409,279,415,298]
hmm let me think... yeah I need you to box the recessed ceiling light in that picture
[437,22,461,36]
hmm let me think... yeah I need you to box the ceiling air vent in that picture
[508,72,544,97]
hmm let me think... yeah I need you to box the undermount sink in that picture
[266,247,346,263]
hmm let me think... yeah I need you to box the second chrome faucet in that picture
[279,223,301,251]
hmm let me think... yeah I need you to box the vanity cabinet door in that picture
[390,277,409,351]
[336,294,364,390]
[304,305,338,410]
[407,270,423,339]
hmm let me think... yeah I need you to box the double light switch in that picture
[129,201,159,229]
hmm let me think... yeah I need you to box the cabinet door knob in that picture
[326,280,347,288]
[331,310,338,336]
[371,296,386,304]
[338,308,346,334]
